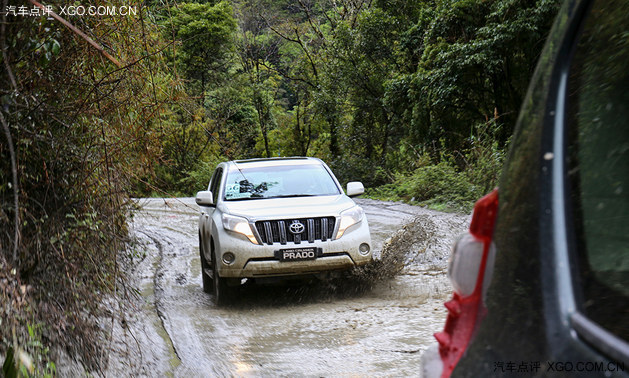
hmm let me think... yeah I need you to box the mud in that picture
[101,198,469,377]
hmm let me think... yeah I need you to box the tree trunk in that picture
[328,114,339,159]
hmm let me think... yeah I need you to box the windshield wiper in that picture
[225,194,319,201]
[270,194,317,198]
[224,196,267,201]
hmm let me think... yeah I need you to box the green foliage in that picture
[205,79,259,158]
[404,0,561,149]
[178,157,225,196]
[167,1,237,95]
[1,324,56,378]
[367,159,480,213]
[366,121,507,213]
[464,120,508,195]
[405,162,476,203]
[1,0,173,372]
[195,0,556,208]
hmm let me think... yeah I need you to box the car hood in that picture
[220,195,357,220]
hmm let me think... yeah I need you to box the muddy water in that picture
[105,198,469,377]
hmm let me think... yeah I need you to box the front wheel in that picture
[212,250,230,305]
[199,234,213,294]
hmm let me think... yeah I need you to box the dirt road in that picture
[103,198,469,377]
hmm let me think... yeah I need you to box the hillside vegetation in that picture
[0,0,559,374]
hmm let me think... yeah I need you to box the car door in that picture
[453,0,629,375]
[200,166,223,257]
[564,0,629,368]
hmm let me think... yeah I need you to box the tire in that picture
[212,248,230,305]
[199,234,213,294]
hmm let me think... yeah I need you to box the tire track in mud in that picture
[103,217,185,377]
[135,205,229,376]
[139,230,183,370]
[134,204,219,376]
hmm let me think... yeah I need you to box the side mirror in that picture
[346,182,364,197]
[195,190,214,206]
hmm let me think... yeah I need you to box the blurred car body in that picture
[422,0,629,376]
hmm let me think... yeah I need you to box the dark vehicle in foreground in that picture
[422,0,629,376]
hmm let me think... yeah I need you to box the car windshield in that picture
[223,163,341,201]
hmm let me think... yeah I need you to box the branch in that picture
[1,0,17,89]
[297,0,327,44]
[28,0,122,68]
[266,21,319,82]
[258,60,317,89]
[0,111,19,263]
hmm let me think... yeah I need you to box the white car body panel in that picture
[221,195,356,220]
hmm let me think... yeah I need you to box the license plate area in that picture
[275,247,322,262]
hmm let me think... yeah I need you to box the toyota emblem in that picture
[289,221,305,234]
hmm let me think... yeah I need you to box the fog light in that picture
[359,243,371,256]
[222,252,235,265]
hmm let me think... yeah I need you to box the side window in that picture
[209,168,223,205]
[567,0,629,341]
[207,170,216,191]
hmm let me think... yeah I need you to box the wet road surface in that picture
[105,198,469,377]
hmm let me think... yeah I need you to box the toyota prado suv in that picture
[195,157,372,304]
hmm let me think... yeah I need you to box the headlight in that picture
[335,206,364,239]
[222,213,258,244]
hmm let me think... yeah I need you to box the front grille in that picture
[255,217,336,245]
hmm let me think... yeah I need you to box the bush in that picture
[366,128,506,213]
[1,7,168,373]
[329,154,391,188]
[366,161,475,212]
[372,160,479,213]
[405,162,478,203]
[463,121,507,195]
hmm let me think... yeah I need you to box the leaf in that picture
[51,39,60,55]
[2,347,17,378]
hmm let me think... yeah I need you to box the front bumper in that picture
[214,219,372,278]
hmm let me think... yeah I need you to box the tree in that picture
[0,2,174,369]
[235,4,284,158]
[404,0,561,151]
[168,1,237,99]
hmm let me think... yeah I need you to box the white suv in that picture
[196,157,372,304]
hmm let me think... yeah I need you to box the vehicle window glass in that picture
[210,168,223,204]
[223,164,340,200]
[567,0,629,341]
[208,169,217,191]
